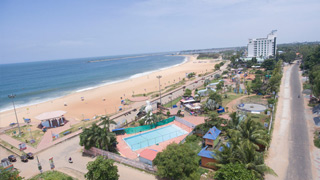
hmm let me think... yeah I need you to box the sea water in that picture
[0,53,185,112]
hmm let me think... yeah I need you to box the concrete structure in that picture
[203,126,221,147]
[247,30,277,58]
[138,149,158,166]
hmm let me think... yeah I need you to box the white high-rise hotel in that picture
[247,30,277,58]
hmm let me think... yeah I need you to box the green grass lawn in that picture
[222,93,244,107]
[163,97,182,108]
[5,125,44,148]
[30,170,75,180]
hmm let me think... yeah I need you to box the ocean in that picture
[0,53,186,112]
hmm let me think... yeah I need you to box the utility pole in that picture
[156,75,162,104]
[8,94,21,136]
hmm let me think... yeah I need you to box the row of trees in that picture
[300,45,320,99]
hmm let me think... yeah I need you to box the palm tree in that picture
[144,112,162,125]
[80,123,117,152]
[227,112,240,129]
[211,138,276,179]
[234,140,277,179]
[228,117,269,150]
[99,115,116,132]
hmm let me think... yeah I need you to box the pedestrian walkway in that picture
[0,134,37,153]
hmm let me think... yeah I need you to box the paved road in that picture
[286,63,312,179]
[1,136,156,180]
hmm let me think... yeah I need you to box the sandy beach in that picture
[0,55,221,127]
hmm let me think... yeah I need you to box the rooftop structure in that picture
[203,126,221,140]
[247,30,277,58]
[139,149,158,165]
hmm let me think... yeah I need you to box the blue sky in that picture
[1,0,319,64]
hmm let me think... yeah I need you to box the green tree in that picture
[261,59,276,70]
[0,168,22,180]
[214,163,257,180]
[187,72,196,79]
[215,64,221,70]
[184,88,192,96]
[227,112,240,129]
[85,156,119,180]
[98,115,116,132]
[79,123,117,152]
[251,75,263,93]
[228,118,269,150]
[209,92,222,105]
[245,82,251,95]
[153,143,200,180]
[235,140,277,179]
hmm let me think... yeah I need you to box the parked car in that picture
[20,155,28,162]
[8,155,16,162]
[26,152,34,159]
[9,123,16,127]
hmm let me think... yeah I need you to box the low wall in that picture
[83,147,156,173]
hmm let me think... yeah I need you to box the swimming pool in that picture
[123,124,188,151]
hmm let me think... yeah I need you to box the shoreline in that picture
[0,55,221,127]
[0,56,188,113]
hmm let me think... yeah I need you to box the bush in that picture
[256,70,263,74]
[314,131,320,148]
[185,135,199,143]
[267,99,275,105]
[138,119,145,126]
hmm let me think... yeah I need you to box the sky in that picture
[0,0,319,64]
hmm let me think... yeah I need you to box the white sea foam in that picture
[0,56,188,113]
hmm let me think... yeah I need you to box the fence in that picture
[124,117,175,134]
[84,147,156,173]
[175,116,196,129]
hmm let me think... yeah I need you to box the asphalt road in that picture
[286,63,312,179]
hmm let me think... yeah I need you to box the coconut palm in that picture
[99,115,116,132]
[80,123,117,152]
[228,117,269,150]
[234,140,277,179]
[227,112,241,129]
[211,138,276,179]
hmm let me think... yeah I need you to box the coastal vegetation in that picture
[0,167,22,180]
[153,143,201,180]
[85,156,119,180]
[30,171,74,180]
[79,117,117,152]
[197,53,220,59]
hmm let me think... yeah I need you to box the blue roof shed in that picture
[203,126,221,140]
[197,146,216,159]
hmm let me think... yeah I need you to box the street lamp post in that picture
[8,94,21,136]
[156,75,162,105]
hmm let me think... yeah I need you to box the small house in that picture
[139,149,158,166]
[203,126,221,147]
[197,146,216,169]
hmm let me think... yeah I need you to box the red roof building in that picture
[139,149,158,165]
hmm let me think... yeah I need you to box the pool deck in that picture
[116,121,192,159]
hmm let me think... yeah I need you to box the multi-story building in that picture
[247,30,277,58]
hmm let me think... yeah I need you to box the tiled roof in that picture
[203,126,221,140]
[139,149,158,161]
[197,146,216,159]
